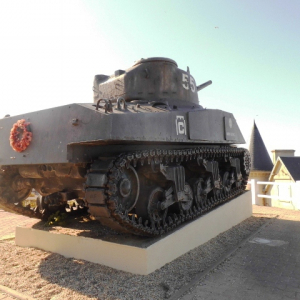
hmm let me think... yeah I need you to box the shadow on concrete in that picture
[31,212,157,248]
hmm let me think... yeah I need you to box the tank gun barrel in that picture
[197,80,212,92]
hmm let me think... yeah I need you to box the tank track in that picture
[0,146,250,234]
[85,146,250,236]
[0,168,39,218]
[0,169,83,219]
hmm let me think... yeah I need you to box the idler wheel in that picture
[117,165,139,212]
[119,178,131,198]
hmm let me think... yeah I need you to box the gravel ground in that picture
[0,207,274,300]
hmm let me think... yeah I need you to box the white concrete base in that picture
[16,191,252,275]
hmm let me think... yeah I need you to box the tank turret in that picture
[93,57,211,106]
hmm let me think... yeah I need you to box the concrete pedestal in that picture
[16,191,252,275]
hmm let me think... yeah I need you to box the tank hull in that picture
[0,103,244,166]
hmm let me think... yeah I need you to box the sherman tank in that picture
[0,57,250,236]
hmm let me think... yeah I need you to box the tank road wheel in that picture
[222,172,233,194]
[178,183,193,212]
[11,178,32,204]
[147,187,168,225]
[191,178,208,211]
[36,193,68,219]
[135,186,168,224]
[0,171,31,205]
[36,196,49,219]
[117,165,140,212]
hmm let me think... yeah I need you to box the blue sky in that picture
[0,0,299,155]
